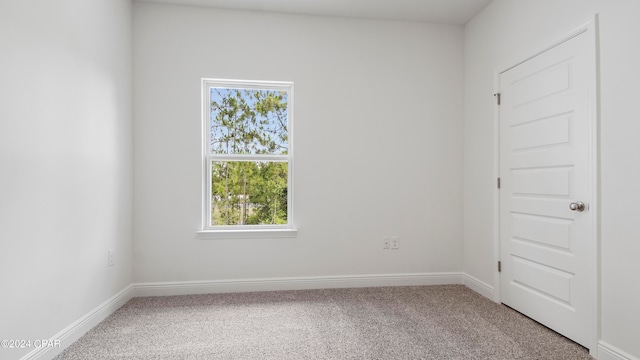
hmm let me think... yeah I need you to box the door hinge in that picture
[498,261,502,272]
[497,177,501,189]
[494,92,501,105]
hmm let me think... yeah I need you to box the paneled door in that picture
[499,27,597,350]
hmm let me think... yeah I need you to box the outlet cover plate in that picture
[108,250,115,266]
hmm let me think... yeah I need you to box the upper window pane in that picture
[209,88,289,155]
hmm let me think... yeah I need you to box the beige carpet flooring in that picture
[54,285,592,359]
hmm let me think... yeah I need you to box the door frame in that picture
[492,16,600,355]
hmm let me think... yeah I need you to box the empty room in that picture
[1,0,638,359]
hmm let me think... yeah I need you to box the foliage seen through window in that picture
[208,87,290,226]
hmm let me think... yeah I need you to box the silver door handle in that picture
[569,201,585,212]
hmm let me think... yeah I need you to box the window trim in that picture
[199,78,296,238]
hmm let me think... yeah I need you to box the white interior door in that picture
[499,28,596,350]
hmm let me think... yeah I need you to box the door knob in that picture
[569,201,585,212]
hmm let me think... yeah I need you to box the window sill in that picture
[195,228,298,240]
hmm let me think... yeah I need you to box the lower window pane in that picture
[211,161,288,226]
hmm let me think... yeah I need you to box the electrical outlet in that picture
[108,250,116,267]
[391,237,399,250]
[383,238,391,249]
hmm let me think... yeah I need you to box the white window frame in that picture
[197,78,296,240]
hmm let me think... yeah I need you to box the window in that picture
[199,79,295,238]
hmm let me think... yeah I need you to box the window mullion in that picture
[209,154,289,162]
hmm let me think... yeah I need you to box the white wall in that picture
[133,3,464,284]
[464,0,640,358]
[0,0,133,358]
[597,2,640,358]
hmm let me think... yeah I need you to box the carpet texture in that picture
[54,285,592,359]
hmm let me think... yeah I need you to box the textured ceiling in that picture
[135,0,493,25]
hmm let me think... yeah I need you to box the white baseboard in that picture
[134,272,465,297]
[20,285,134,360]
[462,273,496,302]
[598,341,639,360]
